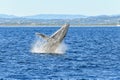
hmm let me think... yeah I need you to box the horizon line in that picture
[0,13,120,17]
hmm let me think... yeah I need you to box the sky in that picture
[0,0,120,16]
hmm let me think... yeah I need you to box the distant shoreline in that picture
[0,14,120,27]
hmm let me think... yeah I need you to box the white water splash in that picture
[31,36,68,54]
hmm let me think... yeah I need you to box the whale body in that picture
[36,24,70,53]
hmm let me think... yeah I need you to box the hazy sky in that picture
[0,0,120,16]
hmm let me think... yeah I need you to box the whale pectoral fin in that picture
[35,32,49,40]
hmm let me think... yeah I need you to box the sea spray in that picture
[31,36,45,53]
[55,42,68,54]
[31,36,68,54]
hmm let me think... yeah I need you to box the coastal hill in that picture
[0,14,120,26]
[24,14,87,19]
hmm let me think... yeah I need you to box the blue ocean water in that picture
[0,27,120,80]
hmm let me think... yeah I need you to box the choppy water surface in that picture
[0,27,120,80]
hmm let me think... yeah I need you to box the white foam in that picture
[30,36,68,54]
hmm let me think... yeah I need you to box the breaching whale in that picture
[35,24,70,53]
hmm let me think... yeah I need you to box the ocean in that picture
[0,27,120,80]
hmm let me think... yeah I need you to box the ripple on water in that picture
[0,27,120,79]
